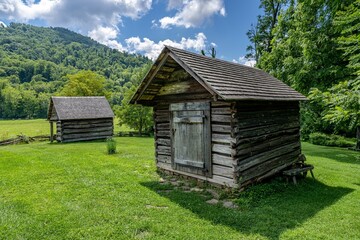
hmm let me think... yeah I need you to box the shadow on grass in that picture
[142,179,352,239]
[303,143,360,165]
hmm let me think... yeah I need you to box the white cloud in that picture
[0,0,58,21]
[0,0,152,34]
[235,56,256,67]
[158,0,225,29]
[125,32,207,60]
[88,26,125,51]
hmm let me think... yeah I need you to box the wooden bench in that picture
[283,164,315,184]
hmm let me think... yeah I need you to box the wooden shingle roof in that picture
[47,96,114,121]
[130,46,307,104]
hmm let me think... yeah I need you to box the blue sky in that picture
[0,0,261,65]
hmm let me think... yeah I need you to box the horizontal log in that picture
[212,143,233,156]
[156,145,171,155]
[235,109,298,120]
[156,138,170,146]
[156,123,170,130]
[156,131,170,137]
[213,165,234,178]
[61,119,113,126]
[212,133,235,144]
[236,102,298,111]
[211,124,231,133]
[157,154,171,163]
[62,131,113,140]
[212,154,234,167]
[236,115,299,129]
[154,109,170,114]
[236,142,300,172]
[211,107,234,114]
[61,135,110,143]
[235,134,300,157]
[235,122,300,139]
[211,114,235,123]
[61,122,113,129]
[155,115,169,123]
[62,126,113,134]
[238,149,300,183]
[236,128,299,145]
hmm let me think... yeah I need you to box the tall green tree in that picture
[59,70,108,97]
[309,0,360,149]
[246,0,289,63]
[115,64,153,135]
[116,85,153,135]
[259,0,352,94]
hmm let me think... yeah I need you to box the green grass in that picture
[0,139,359,239]
[0,118,131,140]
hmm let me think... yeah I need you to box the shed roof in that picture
[47,96,114,121]
[130,46,307,104]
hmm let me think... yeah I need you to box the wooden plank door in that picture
[170,102,211,176]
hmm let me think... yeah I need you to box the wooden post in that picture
[50,121,54,143]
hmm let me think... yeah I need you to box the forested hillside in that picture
[0,23,151,119]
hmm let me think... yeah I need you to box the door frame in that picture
[169,101,212,177]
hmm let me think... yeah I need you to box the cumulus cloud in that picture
[0,0,152,33]
[158,0,225,29]
[88,26,125,51]
[234,56,256,67]
[125,32,207,59]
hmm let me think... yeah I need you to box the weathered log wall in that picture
[233,101,301,187]
[56,118,113,143]
[154,100,302,188]
[154,101,237,187]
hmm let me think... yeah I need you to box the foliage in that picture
[309,80,360,135]
[59,70,108,97]
[116,85,153,135]
[246,0,289,63]
[116,64,153,135]
[106,137,117,154]
[0,23,150,119]
[309,132,356,148]
[249,0,358,141]
[258,0,351,94]
[1,138,360,239]
[200,45,217,58]
[335,0,360,77]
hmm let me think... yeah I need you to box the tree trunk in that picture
[356,126,360,150]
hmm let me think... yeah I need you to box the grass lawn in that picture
[0,139,359,239]
[0,118,130,140]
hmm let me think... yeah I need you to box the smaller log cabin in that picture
[47,96,114,143]
[130,46,307,188]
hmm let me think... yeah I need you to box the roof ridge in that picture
[165,45,258,71]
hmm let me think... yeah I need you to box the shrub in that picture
[309,132,356,148]
[106,137,116,154]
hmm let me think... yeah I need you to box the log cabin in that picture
[47,96,114,143]
[130,46,307,188]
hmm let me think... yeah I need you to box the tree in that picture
[309,80,360,149]
[116,85,153,135]
[59,70,108,97]
[246,0,289,63]
[115,64,153,134]
[200,45,217,58]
